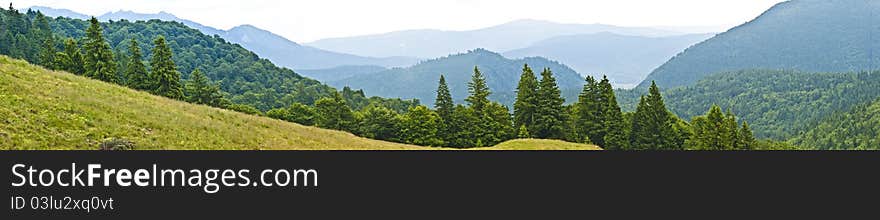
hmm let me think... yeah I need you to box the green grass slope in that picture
[0,56,595,150]
[0,56,425,150]
[474,139,602,150]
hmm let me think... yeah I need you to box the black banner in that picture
[2,151,879,219]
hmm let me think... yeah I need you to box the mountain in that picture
[296,65,388,82]
[659,69,880,140]
[25,6,89,19]
[640,0,880,89]
[791,97,880,150]
[307,19,684,59]
[504,32,714,88]
[32,7,419,70]
[0,55,425,150]
[328,49,585,107]
[222,24,418,70]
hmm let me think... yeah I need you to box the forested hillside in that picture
[660,70,880,140]
[640,0,880,89]
[0,6,416,112]
[329,49,584,107]
[791,98,880,150]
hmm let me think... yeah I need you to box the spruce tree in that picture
[533,68,566,139]
[465,66,490,114]
[61,38,84,75]
[39,37,56,69]
[434,74,455,146]
[124,39,150,90]
[574,76,601,143]
[629,81,677,150]
[434,75,454,119]
[599,76,628,150]
[149,36,183,99]
[513,64,538,136]
[82,17,117,83]
[184,69,223,107]
[723,109,740,150]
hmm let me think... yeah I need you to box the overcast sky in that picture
[15,0,784,42]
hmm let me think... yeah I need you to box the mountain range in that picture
[640,0,880,89]
[327,49,585,107]
[505,32,714,87]
[306,19,685,58]
[29,6,420,70]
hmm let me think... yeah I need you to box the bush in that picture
[99,138,136,150]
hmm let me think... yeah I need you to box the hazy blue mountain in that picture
[26,6,90,19]
[328,49,585,107]
[307,19,684,58]
[640,0,880,89]
[505,32,714,88]
[33,7,419,70]
[296,65,388,82]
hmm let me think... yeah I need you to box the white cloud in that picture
[13,0,783,42]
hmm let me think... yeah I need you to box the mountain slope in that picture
[505,32,713,87]
[661,69,880,140]
[307,19,683,58]
[328,49,584,107]
[26,6,89,19]
[640,0,880,89]
[296,65,388,82]
[33,7,418,70]
[791,97,880,150]
[0,56,424,150]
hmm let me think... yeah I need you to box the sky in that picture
[16,0,785,43]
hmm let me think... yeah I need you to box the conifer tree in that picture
[629,81,677,150]
[518,125,530,138]
[599,76,628,150]
[400,105,443,146]
[124,39,150,90]
[61,38,84,75]
[574,76,601,143]
[434,74,454,119]
[184,69,223,107]
[39,37,56,69]
[533,68,566,139]
[465,66,490,114]
[82,17,117,83]
[514,64,538,136]
[149,36,183,99]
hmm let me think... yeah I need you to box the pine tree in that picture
[514,64,539,136]
[599,76,628,150]
[434,75,454,119]
[739,121,755,150]
[184,69,223,107]
[149,36,183,99]
[574,76,601,143]
[533,68,566,139]
[465,66,490,114]
[38,37,56,69]
[124,39,150,90]
[518,125,530,138]
[82,17,117,83]
[61,38,84,75]
[723,109,740,150]
[629,81,678,150]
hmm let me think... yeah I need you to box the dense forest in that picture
[0,6,418,113]
[791,97,880,150]
[658,70,880,140]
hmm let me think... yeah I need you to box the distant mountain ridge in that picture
[307,19,685,58]
[328,49,585,107]
[505,32,714,88]
[640,0,880,89]
[29,7,420,70]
